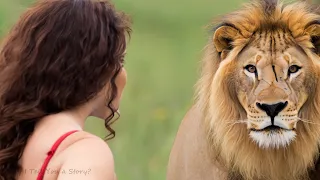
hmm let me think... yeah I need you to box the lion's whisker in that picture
[226,119,249,125]
[295,117,320,126]
[225,119,248,135]
[226,120,248,128]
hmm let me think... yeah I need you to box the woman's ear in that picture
[213,24,242,59]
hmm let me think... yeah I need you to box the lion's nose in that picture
[256,101,288,117]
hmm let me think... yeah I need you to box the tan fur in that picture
[167,1,320,180]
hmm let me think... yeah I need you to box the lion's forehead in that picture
[239,31,300,65]
[241,31,305,70]
[252,30,295,53]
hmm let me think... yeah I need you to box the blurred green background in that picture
[3,0,313,179]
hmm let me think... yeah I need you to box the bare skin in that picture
[17,68,127,180]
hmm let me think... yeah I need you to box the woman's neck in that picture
[35,103,93,132]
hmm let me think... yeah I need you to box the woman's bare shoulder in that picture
[57,132,115,180]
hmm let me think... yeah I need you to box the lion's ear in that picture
[305,23,320,55]
[213,25,242,59]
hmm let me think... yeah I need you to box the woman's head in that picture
[0,0,130,178]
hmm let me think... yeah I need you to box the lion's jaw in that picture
[249,129,297,149]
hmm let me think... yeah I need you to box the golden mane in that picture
[195,0,320,180]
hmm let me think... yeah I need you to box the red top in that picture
[36,130,79,180]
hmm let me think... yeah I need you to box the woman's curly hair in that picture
[0,0,131,179]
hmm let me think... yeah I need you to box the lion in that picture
[166,0,320,180]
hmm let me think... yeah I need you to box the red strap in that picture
[36,130,79,180]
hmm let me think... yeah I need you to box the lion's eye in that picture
[244,65,257,74]
[288,65,301,74]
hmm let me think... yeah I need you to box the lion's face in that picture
[212,22,320,150]
[236,36,315,148]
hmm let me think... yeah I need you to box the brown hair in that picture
[0,0,131,179]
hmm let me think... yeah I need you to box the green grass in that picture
[0,0,246,179]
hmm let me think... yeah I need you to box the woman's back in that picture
[17,113,115,180]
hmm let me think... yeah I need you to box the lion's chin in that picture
[249,129,297,149]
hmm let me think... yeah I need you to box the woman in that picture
[0,0,131,179]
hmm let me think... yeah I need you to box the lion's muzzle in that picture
[247,101,298,148]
